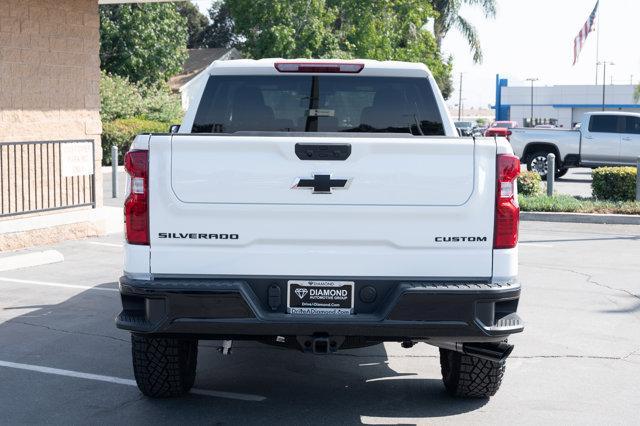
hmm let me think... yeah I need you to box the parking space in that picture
[0,222,639,424]
[552,167,593,197]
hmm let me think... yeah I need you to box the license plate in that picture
[287,280,354,315]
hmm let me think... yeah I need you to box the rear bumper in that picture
[116,276,523,342]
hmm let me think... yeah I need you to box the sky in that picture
[441,0,640,108]
[190,0,640,108]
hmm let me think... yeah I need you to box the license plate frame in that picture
[287,280,355,315]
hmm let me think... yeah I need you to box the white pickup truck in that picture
[510,111,640,178]
[116,59,523,399]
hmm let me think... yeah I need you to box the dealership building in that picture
[493,75,640,128]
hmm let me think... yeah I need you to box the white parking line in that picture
[0,360,266,402]
[86,242,123,248]
[0,250,64,272]
[0,277,118,292]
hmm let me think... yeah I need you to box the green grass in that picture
[520,195,640,215]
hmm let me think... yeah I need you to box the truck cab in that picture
[581,112,640,165]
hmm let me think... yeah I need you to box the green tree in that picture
[227,0,453,98]
[177,2,210,48]
[334,0,453,98]
[227,0,342,58]
[201,2,239,48]
[100,3,188,85]
[430,0,496,63]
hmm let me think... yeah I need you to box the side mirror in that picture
[169,124,180,134]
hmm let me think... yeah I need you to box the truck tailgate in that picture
[148,135,497,278]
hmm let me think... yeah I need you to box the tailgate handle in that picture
[295,143,351,161]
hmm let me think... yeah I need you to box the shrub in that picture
[592,167,637,201]
[100,72,143,122]
[100,72,183,123]
[517,171,542,196]
[138,84,183,123]
[102,118,169,165]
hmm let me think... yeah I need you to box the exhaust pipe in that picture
[430,341,514,363]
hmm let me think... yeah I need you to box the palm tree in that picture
[430,0,497,63]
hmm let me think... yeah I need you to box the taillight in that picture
[274,62,364,73]
[494,154,520,249]
[124,150,149,245]
[506,130,512,141]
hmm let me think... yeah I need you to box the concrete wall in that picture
[0,0,104,249]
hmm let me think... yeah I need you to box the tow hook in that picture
[429,341,514,363]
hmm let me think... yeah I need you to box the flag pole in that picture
[595,1,600,84]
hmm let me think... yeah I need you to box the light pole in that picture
[457,73,464,121]
[525,78,538,127]
[598,61,614,111]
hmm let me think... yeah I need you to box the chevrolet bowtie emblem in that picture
[292,174,351,194]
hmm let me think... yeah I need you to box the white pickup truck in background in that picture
[510,111,640,178]
[117,59,523,399]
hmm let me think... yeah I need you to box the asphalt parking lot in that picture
[1,221,639,424]
[551,167,593,197]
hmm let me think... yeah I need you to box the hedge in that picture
[517,171,542,196]
[592,167,637,201]
[102,118,169,165]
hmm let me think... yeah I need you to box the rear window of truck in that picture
[191,76,445,136]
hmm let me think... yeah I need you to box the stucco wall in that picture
[0,0,104,247]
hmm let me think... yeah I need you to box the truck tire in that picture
[131,334,198,398]
[555,168,568,179]
[439,348,505,398]
[525,150,551,178]
[526,150,566,180]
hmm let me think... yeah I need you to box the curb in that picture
[0,250,64,272]
[520,211,640,225]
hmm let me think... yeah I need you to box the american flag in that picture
[573,1,599,65]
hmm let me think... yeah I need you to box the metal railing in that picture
[0,140,96,218]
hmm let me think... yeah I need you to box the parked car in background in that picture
[484,120,519,139]
[510,111,640,178]
[484,127,511,138]
[454,121,475,136]
[473,126,488,137]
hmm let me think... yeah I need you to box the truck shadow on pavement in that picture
[1,282,488,423]
[191,341,489,422]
